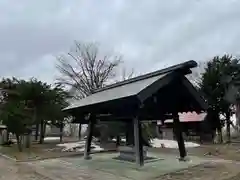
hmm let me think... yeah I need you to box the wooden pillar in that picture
[173,113,187,160]
[133,117,144,166]
[84,114,95,160]
[78,123,82,140]
[59,121,63,143]
[226,110,231,143]
[126,121,134,145]
[35,123,39,141]
[116,135,120,146]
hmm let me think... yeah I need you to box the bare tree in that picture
[119,67,135,81]
[187,61,206,88]
[56,41,123,139]
[56,41,122,99]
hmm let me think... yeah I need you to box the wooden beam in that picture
[133,117,144,166]
[173,113,187,160]
[84,114,96,160]
[96,114,173,122]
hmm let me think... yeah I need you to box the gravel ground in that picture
[149,143,240,161]
[1,156,240,180]
[2,143,240,180]
[159,161,240,180]
[0,157,52,180]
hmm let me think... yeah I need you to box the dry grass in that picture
[0,139,82,161]
[159,162,240,180]
[0,137,117,161]
[149,142,240,161]
[0,145,40,160]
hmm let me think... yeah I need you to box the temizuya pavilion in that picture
[63,60,207,166]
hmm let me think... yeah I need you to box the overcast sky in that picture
[1,0,240,84]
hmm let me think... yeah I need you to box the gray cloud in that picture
[0,0,240,83]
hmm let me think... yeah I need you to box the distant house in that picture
[164,112,207,123]
[157,112,210,141]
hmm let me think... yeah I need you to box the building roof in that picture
[65,73,168,110]
[64,60,198,111]
[93,60,197,93]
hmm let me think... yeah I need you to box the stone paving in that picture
[2,152,240,180]
[26,152,207,180]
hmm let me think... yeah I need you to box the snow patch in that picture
[44,137,60,141]
[112,137,199,149]
[112,138,126,142]
[112,137,199,148]
[56,141,103,152]
[151,139,200,149]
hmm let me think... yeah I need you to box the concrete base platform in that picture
[118,146,148,162]
[27,152,208,180]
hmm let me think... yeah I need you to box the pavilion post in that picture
[84,114,95,160]
[126,121,134,145]
[173,113,187,160]
[133,117,144,166]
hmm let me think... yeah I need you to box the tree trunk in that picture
[125,130,129,145]
[33,108,38,141]
[78,123,82,140]
[44,123,47,134]
[2,129,8,144]
[212,111,222,144]
[60,122,63,143]
[16,134,22,152]
[25,134,31,148]
[116,135,120,146]
[226,111,231,143]
[6,130,9,142]
[39,120,45,144]
[155,125,163,139]
[236,103,240,130]
[35,123,39,141]
[43,123,47,139]
[217,128,223,143]
[69,123,73,136]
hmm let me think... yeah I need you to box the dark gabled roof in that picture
[63,60,198,111]
[64,73,169,110]
[94,60,197,93]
